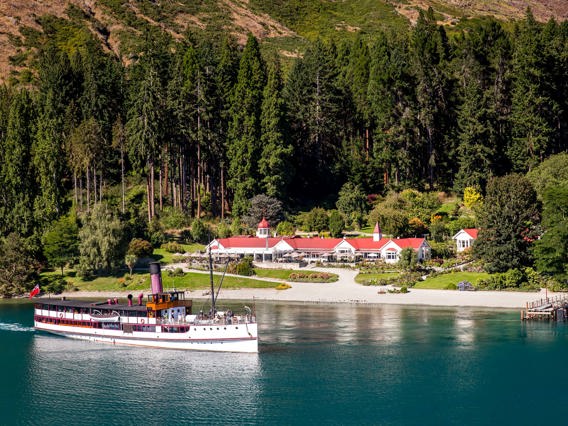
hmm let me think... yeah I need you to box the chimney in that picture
[149,262,163,294]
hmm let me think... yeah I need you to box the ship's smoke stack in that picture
[149,262,163,294]
[127,294,133,307]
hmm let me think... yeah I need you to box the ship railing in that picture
[155,315,256,326]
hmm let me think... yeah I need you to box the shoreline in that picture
[46,285,556,310]
[30,266,559,310]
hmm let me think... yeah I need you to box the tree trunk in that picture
[221,164,225,219]
[150,161,155,218]
[120,146,125,214]
[86,165,91,212]
[73,172,78,211]
[159,166,163,211]
[146,175,152,223]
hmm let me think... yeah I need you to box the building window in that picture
[386,251,398,260]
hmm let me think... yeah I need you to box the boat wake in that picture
[0,321,35,332]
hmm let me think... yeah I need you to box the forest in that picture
[1,8,567,295]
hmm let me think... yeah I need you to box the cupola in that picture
[256,217,270,238]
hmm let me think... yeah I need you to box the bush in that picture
[235,257,255,276]
[127,238,153,258]
[191,218,210,244]
[276,220,295,236]
[160,207,190,229]
[45,278,67,294]
[167,267,185,277]
[161,242,184,253]
[275,283,291,290]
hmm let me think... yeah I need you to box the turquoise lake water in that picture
[1,300,567,425]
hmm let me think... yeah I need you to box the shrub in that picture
[160,207,190,229]
[235,256,255,276]
[167,267,185,277]
[191,218,210,244]
[127,238,153,257]
[275,283,291,290]
[161,242,184,253]
[276,220,295,236]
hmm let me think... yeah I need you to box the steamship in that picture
[33,263,259,353]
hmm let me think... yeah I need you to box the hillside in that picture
[1,0,567,82]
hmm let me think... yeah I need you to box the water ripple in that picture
[0,321,35,332]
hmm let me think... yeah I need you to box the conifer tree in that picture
[508,9,553,172]
[259,58,292,200]
[227,34,266,217]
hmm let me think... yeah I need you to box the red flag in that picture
[29,284,40,299]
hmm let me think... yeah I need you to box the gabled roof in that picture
[463,228,478,238]
[453,228,478,240]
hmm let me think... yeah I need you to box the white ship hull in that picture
[35,320,259,353]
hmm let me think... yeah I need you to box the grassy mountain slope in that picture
[1,0,567,83]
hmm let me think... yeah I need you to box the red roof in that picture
[213,236,427,252]
[216,237,280,249]
[258,217,269,228]
[373,223,381,234]
[391,238,427,250]
[284,238,342,251]
[464,228,478,238]
[347,238,387,251]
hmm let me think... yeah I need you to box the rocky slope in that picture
[1,0,566,83]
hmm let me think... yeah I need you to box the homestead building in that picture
[207,219,431,264]
[452,228,478,252]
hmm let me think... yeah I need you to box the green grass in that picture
[355,272,399,284]
[413,272,490,289]
[152,243,205,264]
[53,270,280,293]
[249,0,410,42]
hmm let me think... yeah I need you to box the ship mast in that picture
[208,242,216,315]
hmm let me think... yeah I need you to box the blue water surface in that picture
[1,301,566,425]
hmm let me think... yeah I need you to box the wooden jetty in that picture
[522,295,568,321]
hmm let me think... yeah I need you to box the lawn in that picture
[56,270,280,293]
[413,272,491,289]
[152,243,205,264]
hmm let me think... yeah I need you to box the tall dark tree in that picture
[474,174,540,273]
[259,58,292,200]
[0,90,36,237]
[126,64,164,222]
[508,9,554,172]
[533,185,568,281]
[411,8,454,189]
[227,34,266,217]
[285,39,343,202]
[33,95,64,227]
[368,32,418,190]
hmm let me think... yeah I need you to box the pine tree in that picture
[508,10,553,172]
[0,90,36,236]
[259,58,292,200]
[227,34,266,217]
